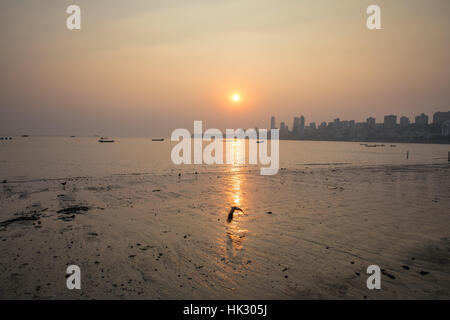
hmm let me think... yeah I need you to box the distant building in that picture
[280,122,288,136]
[366,117,376,127]
[384,115,397,129]
[334,118,340,128]
[300,116,305,132]
[319,122,327,129]
[400,116,410,127]
[309,122,316,130]
[442,120,450,136]
[271,116,276,129]
[293,117,300,133]
[415,113,429,126]
[433,111,450,124]
[349,120,355,128]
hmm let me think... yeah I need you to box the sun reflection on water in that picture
[224,139,248,254]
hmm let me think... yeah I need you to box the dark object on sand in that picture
[152,189,161,192]
[57,206,89,215]
[0,214,40,228]
[2,180,6,183]
[419,271,429,276]
[266,211,273,214]
[61,182,67,186]
[152,138,164,141]
[178,173,182,177]
[381,269,396,280]
[227,206,244,223]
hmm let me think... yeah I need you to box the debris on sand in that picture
[381,269,396,280]
[0,214,41,228]
[152,189,161,192]
[266,211,273,215]
[57,206,89,215]
[58,215,75,222]
[419,271,430,276]
[227,206,244,223]
[402,265,410,270]
[2,180,6,184]
[57,206,89,221]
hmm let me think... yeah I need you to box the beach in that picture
[1,155,449,299]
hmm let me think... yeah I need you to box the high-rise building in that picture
[433,111,450,124]
[293,117,300,133]
[366,117,376,127]
[270,116,276,129]
[280,122,288,136]
[415,113,429,126]
[400,116,410,127]
[442,121,450,136]
[299,116,305,137]
[384,115,397,129]
[334,118,340,128]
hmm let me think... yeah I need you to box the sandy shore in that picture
[0,163,449,299]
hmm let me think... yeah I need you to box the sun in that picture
[231,93,241,103]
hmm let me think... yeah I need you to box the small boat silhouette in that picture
[152,138,164,141]
[98,137,115,143]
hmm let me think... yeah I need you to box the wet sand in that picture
[0,163,449,299]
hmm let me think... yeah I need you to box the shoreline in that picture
[1,163,449,299]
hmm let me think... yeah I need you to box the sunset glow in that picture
[231,94,241,103]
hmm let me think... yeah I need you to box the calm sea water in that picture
[0,137,448,180]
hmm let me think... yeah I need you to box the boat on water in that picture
[98,137,115,143]
[152,138,165,141]
[363,144,385,148]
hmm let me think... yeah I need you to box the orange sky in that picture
[1,0,449,136]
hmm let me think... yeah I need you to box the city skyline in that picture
[271,110,450,142]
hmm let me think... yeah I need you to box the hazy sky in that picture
[1,0,449,136]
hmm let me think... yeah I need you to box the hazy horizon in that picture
[1,0,450,137]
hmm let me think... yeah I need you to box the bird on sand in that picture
[227,206,244,223]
